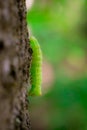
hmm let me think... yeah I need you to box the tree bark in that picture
[0,0,32,130]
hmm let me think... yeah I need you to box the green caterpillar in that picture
[29,36,42,96]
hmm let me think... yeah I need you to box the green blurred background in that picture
[26,0,87,130]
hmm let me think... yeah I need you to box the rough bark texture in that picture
[0,0,32,130]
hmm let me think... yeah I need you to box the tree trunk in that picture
[0,0,32,130]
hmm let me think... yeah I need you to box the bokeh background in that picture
[26,0,87,130]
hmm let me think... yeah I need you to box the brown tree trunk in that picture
[0,0,32,130]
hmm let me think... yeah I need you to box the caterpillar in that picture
[29,36,42,96]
